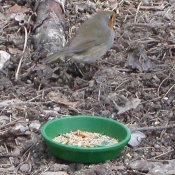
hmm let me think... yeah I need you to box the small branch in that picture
[22,26,28,54]
[0,117,24,130]
[157,64,175,97]
[15,26,28,81]
[98,83,102,101]
[162,83,175,99]
[140,4,165,11]
[130,124,175,132]
[148,149,174,160]
[15,55,24,81]
[134,1,142,23]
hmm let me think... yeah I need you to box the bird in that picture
[44,9,117,64]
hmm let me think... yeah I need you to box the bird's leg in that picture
[66,62,84,78]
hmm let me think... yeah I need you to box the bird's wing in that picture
[44,38,99,64]
[63,37,97,54]
[63,26,111,54]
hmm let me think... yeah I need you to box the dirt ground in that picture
[0,0,175,174]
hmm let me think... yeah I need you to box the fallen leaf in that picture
[48,91,78,108]
[128,131,146,147]
[114,97,141,114]
[8,47,23,55]
[0,50,11,70]
[6,4,30,15]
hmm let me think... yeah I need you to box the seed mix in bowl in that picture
[53,130,119,147]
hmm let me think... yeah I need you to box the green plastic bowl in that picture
[41,116,131,163]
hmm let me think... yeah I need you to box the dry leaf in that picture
[6,4,30,15]
[0,50,11,70]
[128,131,146,147]
[48,91,78,108]
[8,47,23,55]
[114,97,141,115]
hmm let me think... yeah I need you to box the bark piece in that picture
[32,0,65,61]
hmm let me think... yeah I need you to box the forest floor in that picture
[0,0,175,174]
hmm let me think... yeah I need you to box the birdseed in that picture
[53,130,119,147]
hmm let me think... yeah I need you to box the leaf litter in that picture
[0,0,175,174]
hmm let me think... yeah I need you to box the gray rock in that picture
[20,163,30,173]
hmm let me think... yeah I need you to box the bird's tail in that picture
[43,51,65,64]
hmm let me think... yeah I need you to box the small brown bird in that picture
[45,9,117,64]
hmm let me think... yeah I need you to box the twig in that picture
[115,79,132,91]
[16,152,31,170]
[140,4,165,11]
[22,26,28,54]
[126,23,175,30]
[134,1,142,23]
[39,166,50,175]
[26,94,41,102]
[0,117,24,130]
[98,83,102,101]
[130,124,175,132]
[15,55,24,81]
[163,4,175,18]
[148,149,174,160]
[15,26,28,81]
[162,83,175,99]
[157,64,175,97]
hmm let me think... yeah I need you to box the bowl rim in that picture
[41,115,131,151]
